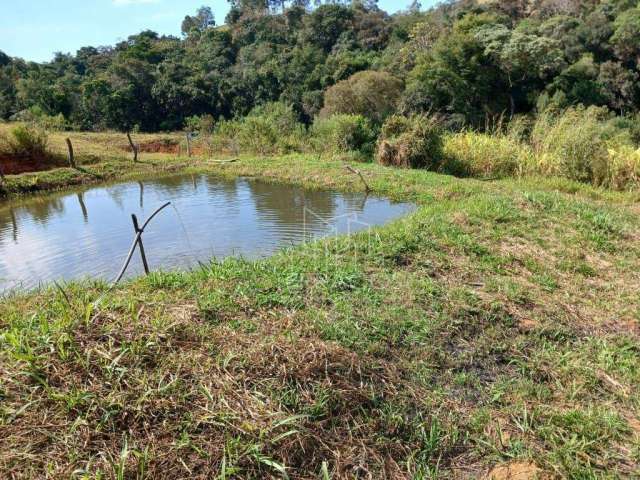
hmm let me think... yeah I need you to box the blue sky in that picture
[0,1,435,62]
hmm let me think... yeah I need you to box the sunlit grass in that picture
[0,131,639,478]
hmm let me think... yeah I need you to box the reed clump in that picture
[528,106,639,189]
[376,114,444,169]
[437,107,640,190]
[442,130,530,179]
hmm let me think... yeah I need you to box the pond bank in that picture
[1,151,639,478]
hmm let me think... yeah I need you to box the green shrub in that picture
[609,113,640,146]
[310,114,377,158]
[184,114,215,134]
[10,107,67,131]
[320,71,403,125]
[376,114,444,169]
[210,119,242,155]
[211,102,306,155]
[0,123,49,158]
[241,102,305,154]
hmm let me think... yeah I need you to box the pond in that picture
[0,173,415,291]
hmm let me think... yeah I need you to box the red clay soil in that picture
[0,154,61,175]
[122,140,180,154]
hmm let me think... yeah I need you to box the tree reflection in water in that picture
[0,173,414,290]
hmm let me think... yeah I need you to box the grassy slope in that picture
[0,133,639,479]
[0,128,209,197]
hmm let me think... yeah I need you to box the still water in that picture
[0,174,414,290]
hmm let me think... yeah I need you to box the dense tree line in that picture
[0,0,639,132]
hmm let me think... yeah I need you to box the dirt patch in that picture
[518,318,540,332]
[122,139,180,154]
[627,415,640,436]
[486,462,546,480]
[0,153,63,175]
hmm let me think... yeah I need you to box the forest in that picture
[2,0,640,191]
[1,0,639,131]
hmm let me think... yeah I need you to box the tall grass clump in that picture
[603,145,640,190]
[211,102,306,155]
[530,106,634,186]
[442,130,532,179]
[310,114,377,160]
[440,108,640,190]
[0,123,50,158]
[376,114,444,169]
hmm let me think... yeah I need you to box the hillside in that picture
[1,0,639,131]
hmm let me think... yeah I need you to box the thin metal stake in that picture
[131,214,150,275]
[111,202,170,287]
[344,165,371,193]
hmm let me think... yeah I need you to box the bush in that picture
[0,123,49,158]
[376,114,444,169]
[530,106,631,185]
[9,107,67,131]
[211,102,306,155]
[210,119,242,155]
[442,131,531,178]
[320,71,403,125]
[184,114,215,134]
[310,114,377,157]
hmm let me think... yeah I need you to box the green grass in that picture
[0,137,639,478]
[0,126,214,197]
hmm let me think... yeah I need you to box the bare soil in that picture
[0,154,63,175]
[122,139,180,154]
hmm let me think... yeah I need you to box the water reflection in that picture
[77,193,88,223]
[0,174,414,290]
[138,181,144,209]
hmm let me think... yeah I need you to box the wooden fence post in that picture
[127,132,138,163]
[131,214,150,275]
[186,132,192,157]
[65,138,76,168]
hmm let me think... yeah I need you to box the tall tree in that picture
[182,6,216,36]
